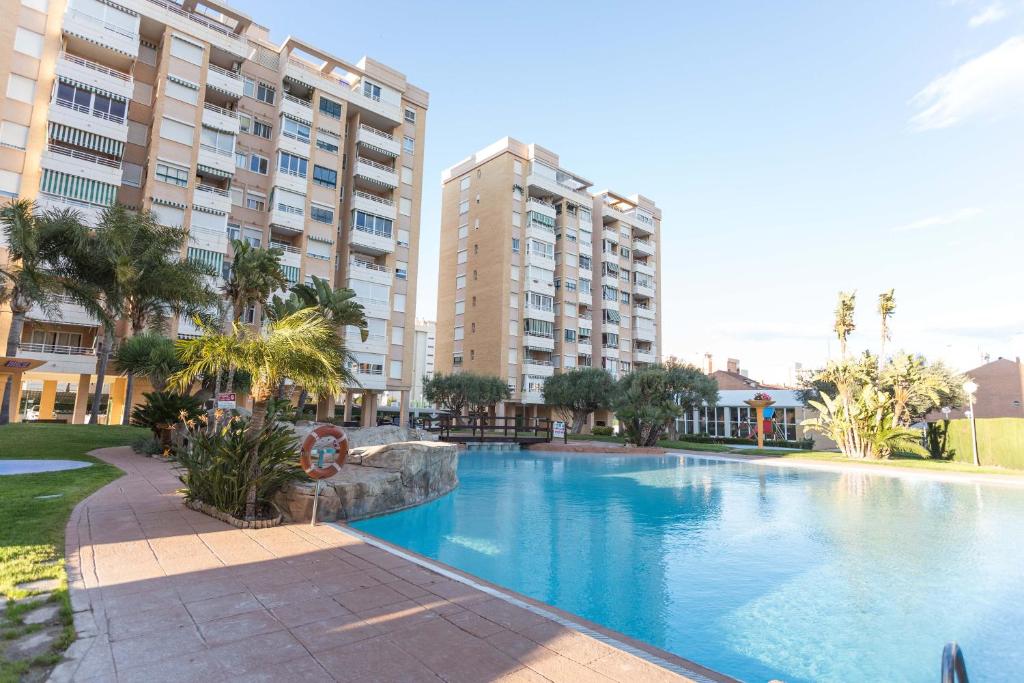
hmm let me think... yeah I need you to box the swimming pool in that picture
[353,450,1024,682]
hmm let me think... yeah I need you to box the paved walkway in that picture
[52,447,713,683]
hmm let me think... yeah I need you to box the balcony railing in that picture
[356,156,394,172]
[142,0,245,42]
[47,143,121,169]
[359,123,394,140]
[633,239,653,250]
[287,57,351,89]
[65,9,136,39]
[353,190,394,207]
[283,92,312,108]
[54,97,126,125]
[353,225,392,239]
[199,143,232,158]
[59,52,131,82]
[276,165,307,178]
[207,63,240,80]
[275,203,304,215]
[523,359,554,366]
[195,183,229,197]
[203,101,237,119]
[350,258,391,274]
[270,241,300,254]
[18,343,96,356]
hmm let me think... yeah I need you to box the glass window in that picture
[252,120,272,139]
[246,194,266,211]
[249,154,268,174]
[316,130,339,153]
[155,163,188,187]
[404,108,416,124]
[312,165,337,188]
[282,116,310,142]
[399,197,411,216]
[319,96,342,119]
[403,136,415,153]
[512,238,520,253]
[310,205,334,224]
[235,151,247,168]
[393,293,406,313]
[353,210,393,237]
[256,81,275,104]
[397,229,410,246]
[278,151,308,177]
[401,166,413,184]
[395,261,408,279]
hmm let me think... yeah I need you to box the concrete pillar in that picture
[398,390,410,427]
[343,392,353,422]
[360,392,372,427]
[495,401,506,418]
[369,392,379,425]
[39,380,58,420]
[6,375,23,423]
[107,377,127,427]
[72,374,91,425]
[316,394,335,422]
[723,406,732,438]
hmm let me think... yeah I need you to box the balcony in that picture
[202,103,239,135]
[41,144,122,188]
[525,250,555,269]
[352,80,403,125]
[120,0,248,59]
[352,190,396,220]
[276,245,301,270]
[526,222,556,244]
[600,274,619,289]
[48,97,128,144]
[16,342,97,375]
[35,193,105,226]
[522,359,555,377]
[197,144,235,176]
[526,197,556,219]
[349,227,395,255]
[632,239,655,257]
[577,342,592,356]
[633,261,655,277]
[633,325,657,343]
[602,346,620,360]
[523,306,554,324]
[27,295,98,327]
[345,331,387,355]
[284,57,352,103]
[206,63,243,98]
[269,203,305,234]
[634,304,656,320]
[356,124,400,158]
[62,7,139,61]
[521,390,545,405]
[601,228,618,244]
[193,184,231,215]
[633,280,656,299]
[523,333,555,352]
[353,296,391,321]
[348,258,393,287]
[353,369,388,391]
[56,52,133,100]
[354,157,398,189]
[281,92,313,122]
[633,350,656,364]
[525,171,590,205]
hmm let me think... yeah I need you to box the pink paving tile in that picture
[106,603,194,641]
[354,599,441,634]
[445,608,508,639]
[467,598,551,632]
[289,613,383,652]
[102,587,181,618]
[270,595,354,629]
[251,579,325,608]
[117,650,228,683]
[517,619,619,666]
[389,616,522,683]
[312,568,382,595]
[196,608,283,646]
[314,635,443,683]
[207,629,309,674]
[173,575,249,603]
[588,651,694,683]
[238,653,335,682]
[109,625,206,670]
[184,590,263,623]
[333,582,410,612]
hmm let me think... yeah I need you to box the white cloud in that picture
[891,207,982,232]
[968,3,1008,27]
[910,36,1024,130]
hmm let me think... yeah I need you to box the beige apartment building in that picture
[435,138,661,422]
[0,0,427,424]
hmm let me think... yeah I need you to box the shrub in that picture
[591,425,615,436]
[131,391,204,440]
[174,416,305,519]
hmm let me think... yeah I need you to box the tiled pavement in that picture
[51,446,714,683]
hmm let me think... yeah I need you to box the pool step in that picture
[466,442,522,452]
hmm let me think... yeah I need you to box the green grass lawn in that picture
[566,433,734,452]
[0,424,144,682]
[732,449,1024,476]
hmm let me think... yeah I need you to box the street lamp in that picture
[963,380,980,467]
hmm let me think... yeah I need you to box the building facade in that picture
[0,0,427,424]
[411,318,435,406]
[435,138,661,421]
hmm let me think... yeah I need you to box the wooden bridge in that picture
[437,416,553,445]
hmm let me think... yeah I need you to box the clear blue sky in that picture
[238,0,1023,383]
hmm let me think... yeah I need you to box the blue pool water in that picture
[353,451,1024,682]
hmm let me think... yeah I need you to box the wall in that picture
[928,418,1024,470]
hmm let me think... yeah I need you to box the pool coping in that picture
[334,521,738,683]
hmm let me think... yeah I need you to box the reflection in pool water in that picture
[353,450,1024,682]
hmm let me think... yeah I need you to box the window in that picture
[602,309,622,324]
[455,300,465,315]
[0,121,29,150]
[312,165,337,188]
[457,250,467,265]
[170,36,203,65]
[565,329,577,342]
[459,176,470,191]
[579,255,592,270]
[388,359,402,379]
[403,136,415,153]
[235,151,247,168]
[242,76,255,98]
[459,200,469,215]
[238,113,252,133]
[165,77,198,104]
[523,319,554,338]
[0,169,21,197]
[230,188,242,206]
[282,116,310,142]
[227,223,241,240]
[278,151,308,177]
[401,166,413,185]
[458,225,468,239]
[56,81,127,122]
[580,278,592,294]
[248,154,268,174]
[155,162,188,187]
[397,229,410,247]
[246,194,266,211]
[256,81,275,104]
[512,211,521,227]
[353,210,393,237]
[399,197,412,216]
[393,293,406,313]
[316,130,339,153]
[621,247,631,259]
[404,108,416,124]
[319,96,342,119]
[602,286,618,302]
[391,325,404,345]
[510,293,519,309]
[396,261,408,279]
[200,126,234,153]
[310,205,334,224]
[566,278,578,292]
[511,266,520,281]
[127,120,148,145]
[14,28,44,58]
[620,291,630,304]
[456,275,466,289]
[512,238,520,253]
[247,120,271,139]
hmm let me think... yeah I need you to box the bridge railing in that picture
[438,415,553,442]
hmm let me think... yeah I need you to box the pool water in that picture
[0,459,92,475]
[353,451,1024,682]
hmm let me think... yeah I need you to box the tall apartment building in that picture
[411,318,435,406]
[0,0,427,425]
[436,138,661,422]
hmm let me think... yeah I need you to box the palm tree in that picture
[833,290,856,358]
[220,239,287,392]
[877,289,896,362]
[169,308,352,519]
[0,201,92,424]
[113,332,181,393]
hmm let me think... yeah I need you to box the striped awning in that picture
[282,112,313,128]
[57,76,125,101]
[281,265,300,284]
[151,197,187,209]
[62,30,136,57]
[357,140,398,158]
[167,74,199,90]
[356,174,397,188]
[196,163,231,178]
[187,247,224,272]
[307,234,334,244]
[40,169,115,206]
[47,122,123,157]
[192,204,226,216]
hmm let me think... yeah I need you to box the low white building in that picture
[412,319,436,406]
[675,389,811,442]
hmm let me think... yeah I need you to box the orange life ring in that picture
[299,424,349,479]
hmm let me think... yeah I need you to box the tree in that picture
[803,382,928,459]
[169,308,351,519]
[465,375,510,415]
[834,290,856,358]
[877,289,896,361]
[879,352,965,426]
[422,373,470,419]
[543,367,615,433]
[0,201,94,424]
[614,363,719,447]
[113,333,181,393]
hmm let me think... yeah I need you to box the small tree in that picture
[543,367,615,433]
[466,375,510,415]
[423,373,470,420]
[114,333,182,393]
[614,364,719,447]
[877,289,896,361]
[833,290,856,358]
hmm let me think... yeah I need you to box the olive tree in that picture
[614,363,719,447]
[543,367,616,433]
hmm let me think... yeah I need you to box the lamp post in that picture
[963,380,980,467]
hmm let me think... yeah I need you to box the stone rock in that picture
[10,627,59,658]
[276,440,458,522]
[23,604,60,625]
[288,423,437,449]
[16,578,60,593]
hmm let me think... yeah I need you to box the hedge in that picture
[928,418,1024,470]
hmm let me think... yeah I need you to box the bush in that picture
[174,416,305,519]
[131,391,204,438]
[927,418,1024,470]
[679,433,815,450]
[591,425,615,436]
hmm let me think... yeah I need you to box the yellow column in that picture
[39,380,58,420]
[316,394,335,422]
[398,390,410,427]
[107,377,127,427]
[342,392,353,423]
[72,374,91,424]
[8,377,24,423]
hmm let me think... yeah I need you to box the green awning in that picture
[167,74,199,89]
[151,197,187,209]
[357,140,397,158]
[196,163,231,178]
[192,203,226,216]
[307,234,334,244]
[47,122,123,157]
[281,265,300,284]
[39,169,115,206]
[187,247,224,272]
[57,76,126,101]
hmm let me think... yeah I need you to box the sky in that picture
[238,0,1024,384]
